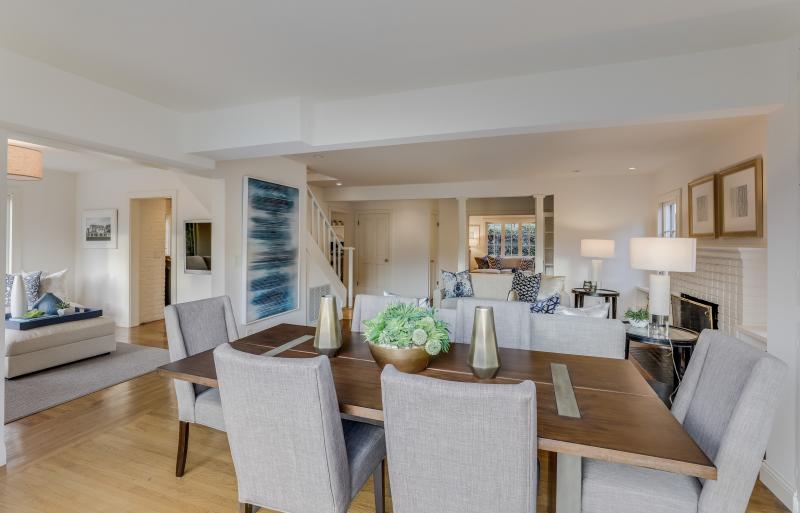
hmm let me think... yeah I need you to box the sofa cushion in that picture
[556,303,610,318]
[517,258,534,272]
[530,293,560,314]
[473,256,489,269]
[486,255,503,270]
[5,316,116,356]
[512,272,541,302]
[441,270,474,299]
[5,271,43,308]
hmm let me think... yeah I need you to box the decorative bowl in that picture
[367,343,431,373]
[628,318,649,329]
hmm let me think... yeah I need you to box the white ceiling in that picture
[0,1,796,112]
[293,116,766,187]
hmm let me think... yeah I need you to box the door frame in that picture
[429,210,439,300]
[354,210,391,294]
[128,190,178,327]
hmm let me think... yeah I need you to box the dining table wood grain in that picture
[157,323,716,482]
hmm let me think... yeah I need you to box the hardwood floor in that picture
[0,320,789,512]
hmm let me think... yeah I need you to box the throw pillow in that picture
[473,256,489,270]
[4,271,42,308]
[27,269,69,300]
[383,291,430,308]
[486,255,503,270]
[441,270,474,299]
[530,293,561,314]
[511,272,541,303]
[518,258,534,272]
[555,303,609,318]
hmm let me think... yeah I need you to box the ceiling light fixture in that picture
[7,144,43,181]
[628,167,637,171]
[335,182,343,186]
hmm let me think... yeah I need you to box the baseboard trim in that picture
[760,461,797,511]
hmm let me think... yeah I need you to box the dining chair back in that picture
[672,330,787,512]
[530,313,626,358]
[381,365,537,513]
[351,294,421,332]
[214,344,387,513]
[454,298,532,348]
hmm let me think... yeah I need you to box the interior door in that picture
[429,212,439,300]
[356,212,391,295]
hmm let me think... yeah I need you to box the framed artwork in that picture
[687,175,716,238]
[717,156,763,238]
[83,209,118,249]
[243,176,300,324]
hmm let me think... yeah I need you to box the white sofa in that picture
[434,272,568,309]
[5,316,116,378]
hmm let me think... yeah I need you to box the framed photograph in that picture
[83,209,118,249]
[688,175,716,238]
[242,176,300,324]
[717,156,763,238]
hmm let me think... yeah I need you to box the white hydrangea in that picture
[411,328,428,346]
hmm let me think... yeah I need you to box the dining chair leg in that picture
[176,421,190,477]
[238,503,255,513]
[373,458,385,513]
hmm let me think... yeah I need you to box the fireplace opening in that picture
[671,294,719,333]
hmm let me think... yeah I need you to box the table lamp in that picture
[630,237,696,337]
[580,239,615,288]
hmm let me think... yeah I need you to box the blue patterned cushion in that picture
[5,271,42,308]
[512,272,541,303]
[441,270,474,299]
[530,293,560,314]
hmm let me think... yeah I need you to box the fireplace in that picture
[671,294,718,333]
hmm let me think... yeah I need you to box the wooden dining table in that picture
[158,323,715,513]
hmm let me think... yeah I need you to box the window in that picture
[657,189,681,238]
[486,221,535,257]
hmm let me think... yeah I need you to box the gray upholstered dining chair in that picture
[530,313,626,358]
[454,298,532,348]
[214,343,387,513]
[164,295,239,477]
[381,365,537,513]
[582,330,787,513]
[351,294,420,332]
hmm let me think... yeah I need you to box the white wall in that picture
[437,199,459,273]
[75,168,218,327]
[8,169,77,296]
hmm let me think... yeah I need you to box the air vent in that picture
[308,284,331,324]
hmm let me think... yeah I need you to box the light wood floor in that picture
[0,320,789,513]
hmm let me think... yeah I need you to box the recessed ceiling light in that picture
[571,169,581,174]
[336,182,343,186]
[628,167,637,171]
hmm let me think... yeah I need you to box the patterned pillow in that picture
[5,271,43,308]
[518,258,534,272]
[530,293,561,314]
[511,272,541,303]
[441,270,474,299]
[486,255,503,270]
[473,256,490,270]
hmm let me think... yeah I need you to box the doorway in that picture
[429,211,439,300]
[355,211,390,295]
[130,196,175,326]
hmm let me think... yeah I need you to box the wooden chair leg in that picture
[373,458,386,513]
[239,503,255,513]
[176,421,190,477]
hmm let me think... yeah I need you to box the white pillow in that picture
[555,303,609,318]
[25,269,69,301]
[383,291,430,308]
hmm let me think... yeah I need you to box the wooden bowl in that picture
[367,343,430,373]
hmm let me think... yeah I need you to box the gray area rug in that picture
[5,342,169,423]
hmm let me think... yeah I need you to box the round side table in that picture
[571,288,620,319]
[625,324,699,381]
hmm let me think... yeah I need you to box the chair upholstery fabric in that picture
[454,298,532,348]
[530,313,625,359]
[194,388,225,431]
[164,296,239,425]
[214,344,386,513]
[351,294,421,332]
[381,365,537,513]
[582,330,787,513]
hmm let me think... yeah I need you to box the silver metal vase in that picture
[314,295,343,356]
[468,306,501,379]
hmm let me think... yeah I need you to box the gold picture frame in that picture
[716,156,763,238]
[688,174,717,238]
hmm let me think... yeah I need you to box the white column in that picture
[0,133,8,466]
[534,194,546,274]
[456,197,468,271]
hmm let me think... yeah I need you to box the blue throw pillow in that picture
[512,272,541,303]
[5,271,42,308]
[530,293,560,314]
[441,270,474,299]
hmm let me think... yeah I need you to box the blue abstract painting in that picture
[244,177,299,323]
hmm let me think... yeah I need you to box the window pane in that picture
[521,223,536,257]
[487,223,501,256]
[504,223,519,256]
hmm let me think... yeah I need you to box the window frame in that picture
[484,218,536,257]
[657,189,682,238]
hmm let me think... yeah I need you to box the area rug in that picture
[5,343,169,423]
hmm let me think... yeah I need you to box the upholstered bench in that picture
[4,316,116,378]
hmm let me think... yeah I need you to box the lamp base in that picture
[649,314,669,339]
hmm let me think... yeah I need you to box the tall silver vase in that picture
[314,295,343,356]
[468,306,501,379]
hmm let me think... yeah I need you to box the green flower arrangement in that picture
[363,303,451,356]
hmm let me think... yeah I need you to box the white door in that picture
[356,213,391,295]
[429,212,439,300]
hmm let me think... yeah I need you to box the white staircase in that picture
[307,188,354,308]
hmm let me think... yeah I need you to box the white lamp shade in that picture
[629,237,696,272]
[580,239,615,259]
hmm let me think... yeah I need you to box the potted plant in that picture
[624,307,650,328]
[56,300,74,316]
[362,303,451,373]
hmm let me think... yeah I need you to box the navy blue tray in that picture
[5,307,103,331]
